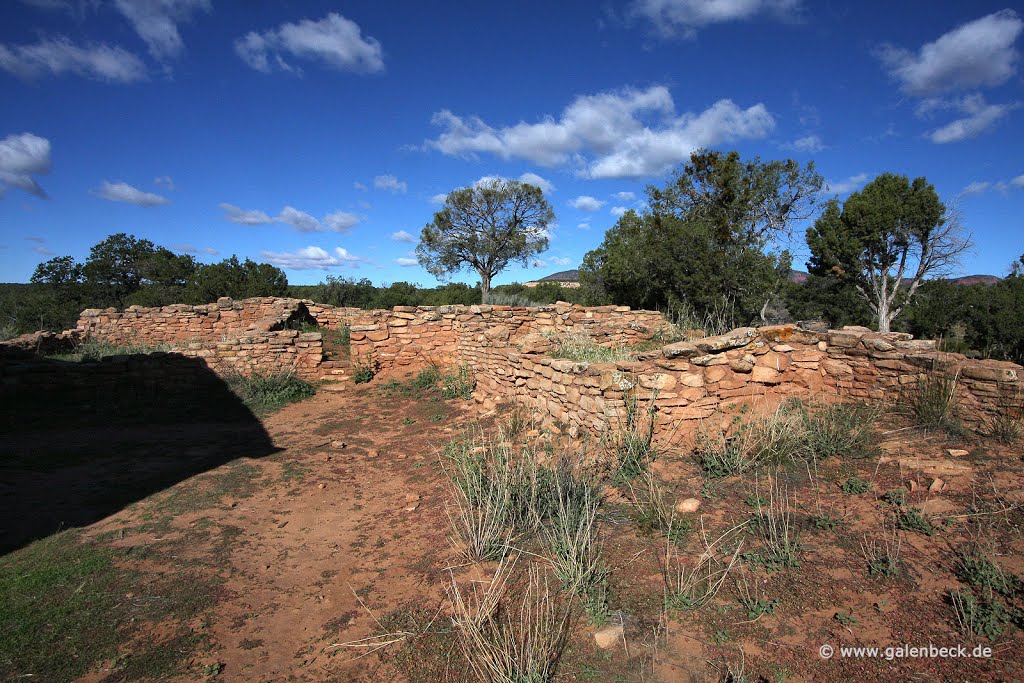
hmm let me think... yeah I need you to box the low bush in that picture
[351,359,376,384]
[907,370,962,434]
[226,372,316,414]
[441,364,476,399]
[545,331,636,364]
[49,338,170,362]
[610,393,657,482]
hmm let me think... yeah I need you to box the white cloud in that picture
[518,172,555,193]
[925,94,1017,143]
[112,0,210,60]
[33,245,55,255]
[201,246,219,255]
[390,230,416,243]
[577,222,590,230]
[323,210,360,233]
[0,132,52,198]
[261,246,367,270]
[787,134,825,153]
[373,174,407,193]
[0,37,146,82]
[826,173,869,195]
[154,175,175,190]
[429,193,448,205]
[549,256,572,266]
[1012,174,1024,188]
[220,203,360,232]
[427,86,775,179]
[613,191,635,201]
[173,243,217,255]
[353,181,368,191]
[570,195,605,212]
[97,181,170,206]
[531,259,548,268]
[630,0,801,38]
[220,202,274,225]
[610,206,628,217]
[395,257,418,267]
[235,12,384,74]
[25,236,46,243]
[876,10,1023,96]
[961,181,992,197]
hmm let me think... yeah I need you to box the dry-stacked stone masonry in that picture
[3,297,1020,441]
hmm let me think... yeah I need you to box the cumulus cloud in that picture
[825,173,869,195]
[787,134,825,153]
[1012,174,1024,188]
[390,230,416,243]
[219,202,274,225]
[960,181,991,197]
[353,181,368,191]
[549,256,573,266]
[518,172,555,193]
[876,10,1022,96]
[923,94,1017,143]
[97,181,169,206]
[0,37,146,82]
[427,86,775,178]
[220,203,360,233]
[569,195,605,211]
[154,175,175,190]
[261,246,367,270]
[613,191,635,201]
[630,0,802,38]
[429,193,448,205]
[373,174,407,193]
[235,12,384,74]
[610,206,628,216]
[577,222,590,230]
[0,132,52,198]
[395,257,418,267]
[112,0,210,60]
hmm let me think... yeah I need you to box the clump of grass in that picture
[441,364,476,399]
[663,297,737,340]
[664,521,745,612]
[50,338,170,362]
[987,409,1023,444]
[907,370,962,433]
[545,331,637,364]
[543,482,609,624]
[736,573,778,620]
[860,517,902,578]
[610,392,657,482]
[449,558,572,683]
[226,371,315,414]
[743,476,801,573]
[351,358,376,384]
[950,589,1011,641]
[895,507,934,536]
[626,470,689,545]
[794,398,881,460]
[412,365,442,389]
[954,546,1022,599]
[880,488,907,507]
[841,477,872,495]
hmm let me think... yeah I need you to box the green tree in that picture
[580,150,820,323]
[417,178,553,303]
[185,256,287,304]
[805,173,970,332]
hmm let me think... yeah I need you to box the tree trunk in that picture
[480,272,491,304]
[877,297,891,333]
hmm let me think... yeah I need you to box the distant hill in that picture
[788,270,1000,286]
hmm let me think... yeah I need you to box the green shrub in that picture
[841,477,872,495]
[412,365,441,389]
[796,399,881,460]
[611,393,657,482]
[895,507,934,535]
[226,372,316,414]
[955,548,1022,598]
[950,589,1011,640]
[907,370,962,434]
[441,364,476,399]
[351,359,376,384]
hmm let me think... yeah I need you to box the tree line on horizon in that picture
[8,151,1023,364]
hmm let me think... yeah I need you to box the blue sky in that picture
[1,0,1022,287]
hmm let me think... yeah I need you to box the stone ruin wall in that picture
[4,296,1020,441]
[348,307,1023,441]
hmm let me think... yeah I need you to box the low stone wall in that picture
[461,324,1022,440]
[347,303,668,370]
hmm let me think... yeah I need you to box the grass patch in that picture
[440,364,476,399]
[226,371,315,415]
[48,338,170,362]
[906,370,963,434]
[610,393,657,483]
[0,531,216,681]
[841,477,872,495]
[544,331,637,364]
[351,358,376,384]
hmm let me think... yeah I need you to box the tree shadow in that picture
[0,350,281,556]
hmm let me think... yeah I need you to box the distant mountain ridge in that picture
[788,270,1000,286]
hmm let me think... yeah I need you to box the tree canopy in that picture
[805,173,970,332]
[416,178,553,303]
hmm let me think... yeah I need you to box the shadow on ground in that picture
[0,350,279,555]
